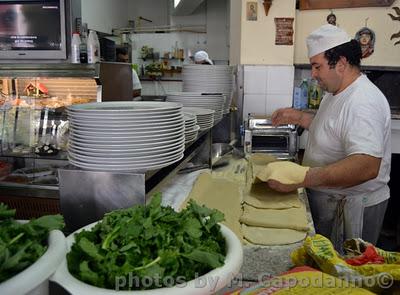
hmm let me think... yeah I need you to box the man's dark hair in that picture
[116,47,128,56]
[324,40,362,69]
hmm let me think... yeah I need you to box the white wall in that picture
[229,0,241,65]
[131,32,207,64]
[240,0,296,65]
[170,3,207,27]
[81,0,129,34]
[207,0,229,61]
[127,0,170,28]
[294,0,400,66]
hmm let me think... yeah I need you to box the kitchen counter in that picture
[160,155,315,282]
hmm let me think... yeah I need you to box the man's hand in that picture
[271,108,314,129]
[267,179,301,193]
[271,108,302,126]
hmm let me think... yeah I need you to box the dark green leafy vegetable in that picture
[0,203,65,283]
[67,193,226,290]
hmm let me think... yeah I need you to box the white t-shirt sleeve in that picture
[132,69,142,90]
[342,100,385,158]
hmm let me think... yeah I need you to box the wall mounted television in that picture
[0,0,67,60]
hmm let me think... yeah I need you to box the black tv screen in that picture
[0,0,66,59]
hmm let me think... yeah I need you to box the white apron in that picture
[307,189,365,253]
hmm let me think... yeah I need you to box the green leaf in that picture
[1,241,32,271]
[27,215,65,233]
[79,261,100,286]
[183,218,202,238]
[182,249,225,269]
[0,203,16,219]
[101,225,121,250]
[78,237,103,260]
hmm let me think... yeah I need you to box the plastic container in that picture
[299,78,309,109]
[308,79,322,109]
[0,229,66,295]
[87,30,100,64]
[292,86,302,109]
[71,33,81,64]
[51,222,243,295]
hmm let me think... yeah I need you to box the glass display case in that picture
[0,64,99,218]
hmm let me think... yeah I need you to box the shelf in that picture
[0,151,68,160]
[0,63,99,78]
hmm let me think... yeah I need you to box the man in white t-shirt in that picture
[269,24,391,250]
[116,48,142,98]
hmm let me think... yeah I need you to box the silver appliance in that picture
[244,114,298,160]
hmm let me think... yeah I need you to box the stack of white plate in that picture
[183,113,200,144]
[182,107,214,131]
[67,101,185,172]
[182,65,233,114]
[166,92,224,124]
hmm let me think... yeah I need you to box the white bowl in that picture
[51,222,243,295]
[0,230,66,295]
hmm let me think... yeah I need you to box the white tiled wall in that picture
[243,65,294,120]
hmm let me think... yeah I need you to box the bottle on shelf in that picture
[87,30,100,64]
[70,33,81,64]
[79,34,87,64]
[308,79,322,109]
[299,78,309,109]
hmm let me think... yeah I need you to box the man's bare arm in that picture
[304,154,381,189]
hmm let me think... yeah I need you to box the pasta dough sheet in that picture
[242,224,307,246]
[240,204,309,232]
[248,153,277,185]
[182,172,243,240]
[256,161,310,184]
[243,183,302,209]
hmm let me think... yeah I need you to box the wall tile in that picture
[243,94,266,120]
[265,94,292,116]
[244,65,268,94]
[266,65,294,94]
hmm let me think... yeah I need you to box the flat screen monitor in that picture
[0,0,67,60]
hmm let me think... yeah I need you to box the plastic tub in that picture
[0,230,66,295]
[51,222,243,295]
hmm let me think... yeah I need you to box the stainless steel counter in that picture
[58,130,212,233]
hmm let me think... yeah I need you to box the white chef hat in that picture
[194,50,213,65]
[306,24,351,58]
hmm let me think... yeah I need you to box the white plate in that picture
[70,121,184,132]
[69,132,184,145]
[69,139,185,157]
[182,107,215,116]
[70,123,184,137]
[68,101,182,112]
[68,146,184,163]
[185,125,200,134]
[69,114,184,127]
[68,153,184,172]
[70,126,184,141]
[67,111,182,121]
[69,136,184,150]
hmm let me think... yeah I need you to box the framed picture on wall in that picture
[246,2,258,21]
